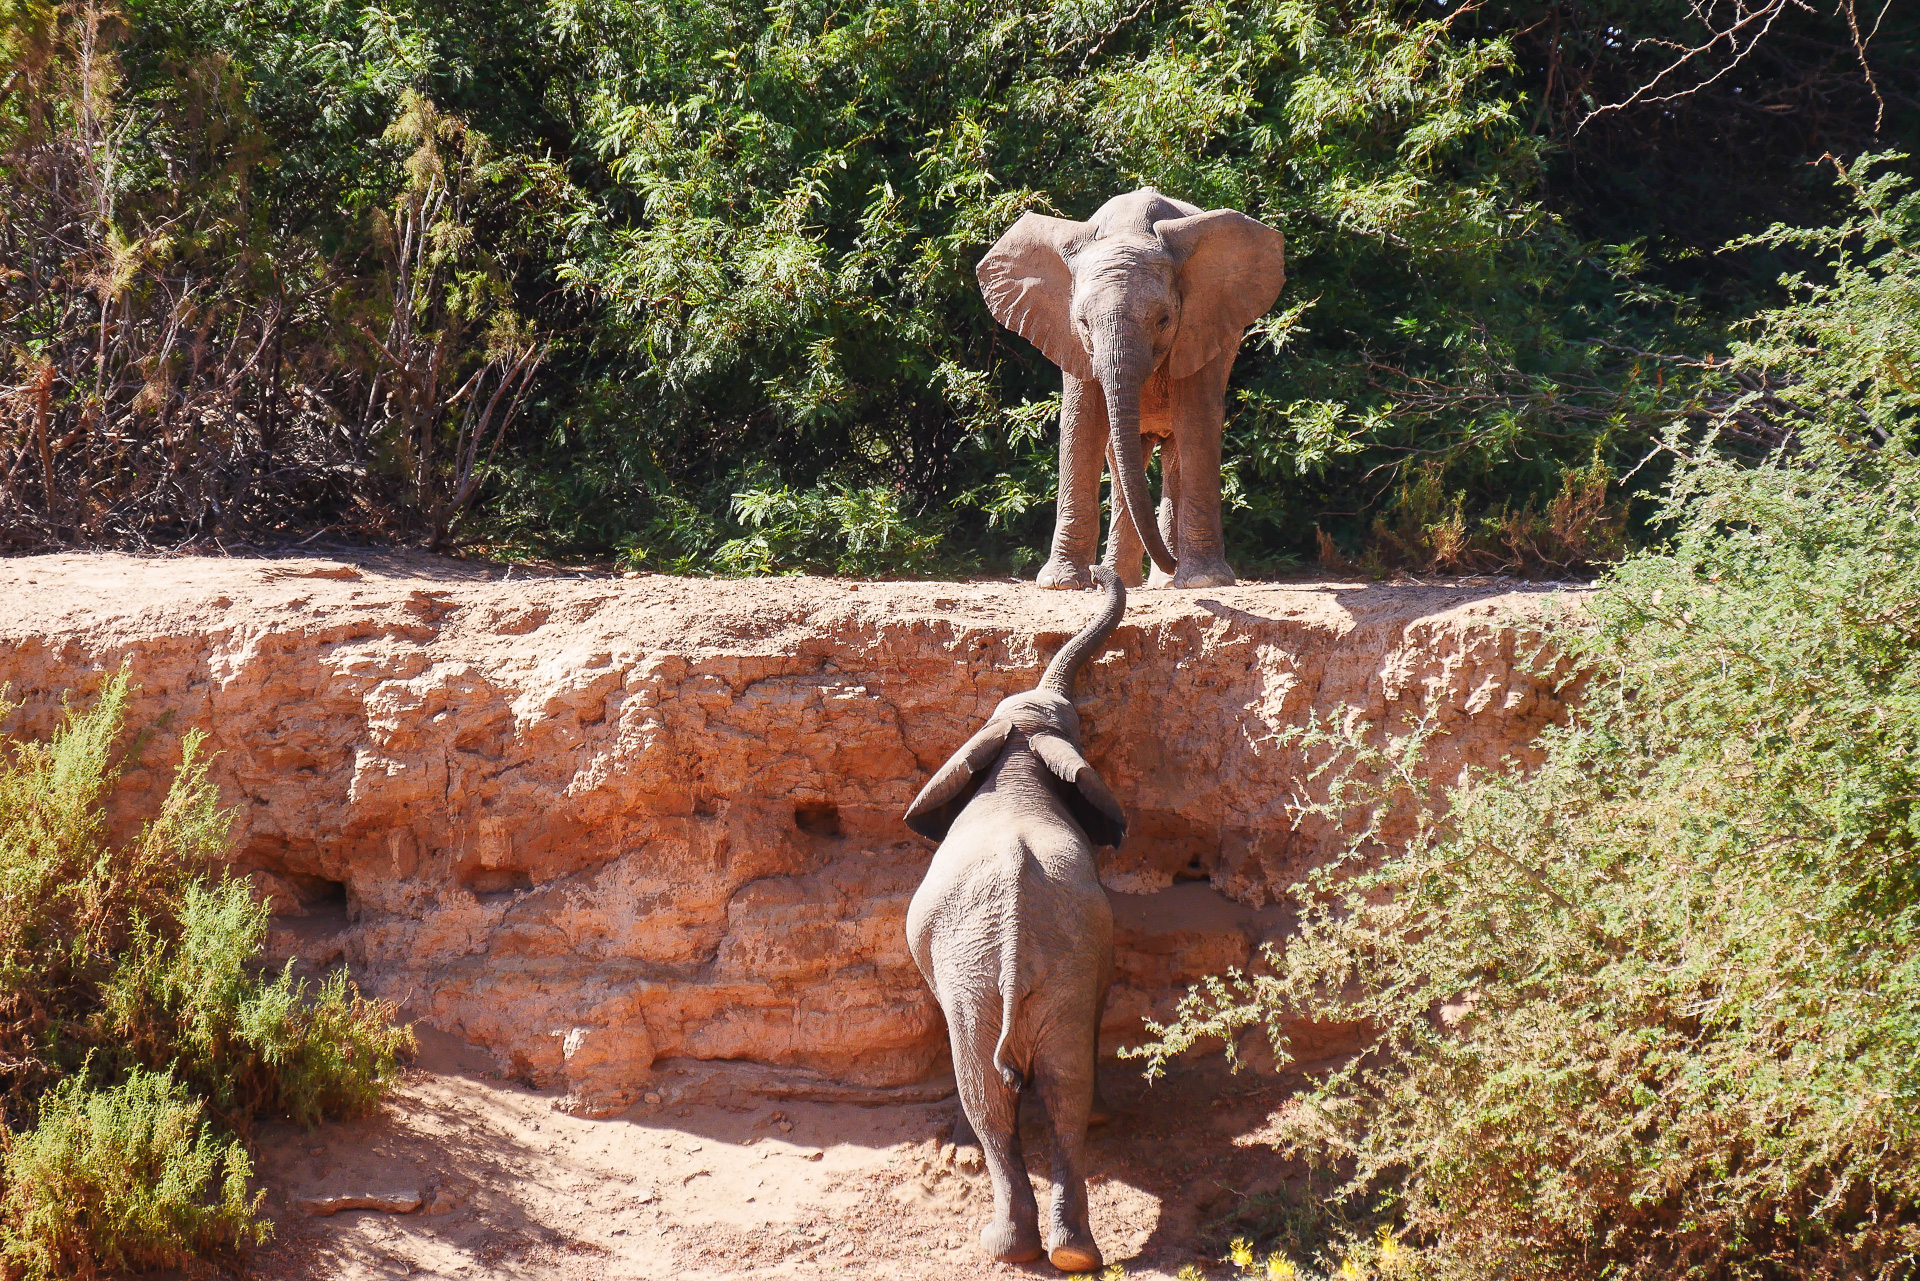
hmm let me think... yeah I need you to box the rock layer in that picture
[0,554,1579,1110]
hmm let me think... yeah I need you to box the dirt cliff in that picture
[0,553,1579,1113]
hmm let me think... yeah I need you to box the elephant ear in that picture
[977,213,1095,383]
[1028,731,1127,849]
[904,719,1015,842]
[1155,209,1285,381]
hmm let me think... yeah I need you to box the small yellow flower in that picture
[1339,1257,1366,1281]
[1265,1254,1299,1280]
[1229,1238,1256,1268]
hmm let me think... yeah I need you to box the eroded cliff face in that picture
[0,554,1580,1111]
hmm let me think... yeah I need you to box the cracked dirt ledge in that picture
[0,552,1581,1116]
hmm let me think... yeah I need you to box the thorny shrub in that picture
[1133,160,1920,1280]
[1317,453,1629,578]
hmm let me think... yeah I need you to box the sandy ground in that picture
[243,1028,1303,1281]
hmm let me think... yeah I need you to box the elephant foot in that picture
[1035,556,1092,590]
[1047,1232,1104,1273]
[1170,558,1235,589]
[982,1217,1043,1263]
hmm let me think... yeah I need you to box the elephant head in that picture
[904,566,1127,847]
[977,189,1285,577]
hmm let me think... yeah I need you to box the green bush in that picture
[105,881,414,1130]
[1136,161,1920,1280]
[0,672,414,1276]
[616,473,958,577]
[0,1069,261,1281]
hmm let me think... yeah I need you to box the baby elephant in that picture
[903,566,1127,1273]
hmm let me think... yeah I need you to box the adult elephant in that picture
[978,188,1285,589]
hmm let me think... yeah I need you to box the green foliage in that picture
[0,672,214,1086]
[0,1069,262,1281]
[104,881,414,1129]
[619,473,956,576]
[361,88,556,549]
[0,671,414,1275]
[1134,169,1920,1279]
[1725,152,1920,450]
[531,0,1681,569]
[7,0,1911,566]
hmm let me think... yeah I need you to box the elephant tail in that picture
[991,847,1031,1092]
[991,943,1026,1092]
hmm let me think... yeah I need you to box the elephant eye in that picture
[1157,313,1172,329]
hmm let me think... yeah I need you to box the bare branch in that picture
[1576,0,1885,134]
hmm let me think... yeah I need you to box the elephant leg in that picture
[1147,439,1180,589]
[1034,1033,1103,1272]
[976,1104,1041,1262]
[952,1021,1040,1261]
[1169,355,1235,589]
[1038,375,1107,590]
[952,1102,977,1148]
[1100,439,1146,588]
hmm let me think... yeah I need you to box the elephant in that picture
[978,187,1285,590]
[902,566,1128,1273]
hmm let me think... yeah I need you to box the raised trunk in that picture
[1039,565,1126,696]
[1102,380,1177,576]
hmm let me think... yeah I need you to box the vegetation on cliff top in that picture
[2,0,1913,572]
[0,673,413,1279]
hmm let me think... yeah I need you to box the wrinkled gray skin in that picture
[977,188,1285,590]
[903,567,1129,1273]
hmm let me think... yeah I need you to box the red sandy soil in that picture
[243,1029,1306,1281]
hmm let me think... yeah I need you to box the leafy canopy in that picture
[20,0,1900,566]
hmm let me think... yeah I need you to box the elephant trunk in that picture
[1040,564,1126,697]
[1099,361,1177,577]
